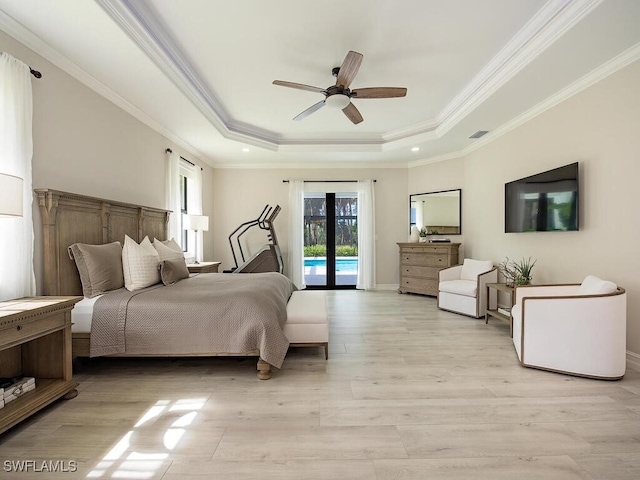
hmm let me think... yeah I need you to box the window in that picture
[179,159,200,258]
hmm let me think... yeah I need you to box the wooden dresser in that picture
[397,242,461,296]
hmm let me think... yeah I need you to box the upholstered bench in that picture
[285,290,328,359]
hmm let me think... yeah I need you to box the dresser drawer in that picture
[400,246,451,254]
[400,277,438,296]
[0,312,67,346]
[401,253,448,267]
[401,265,441,279]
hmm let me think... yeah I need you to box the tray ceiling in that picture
[1,0,639,167]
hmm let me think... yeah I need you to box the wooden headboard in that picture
[35,189,170,296]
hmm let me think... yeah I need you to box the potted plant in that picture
[419,227,428,242]
[498,256,537,286]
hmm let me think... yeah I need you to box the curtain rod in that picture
[30,67,41,78]
[165,148,201,169]
[282,179,376,183]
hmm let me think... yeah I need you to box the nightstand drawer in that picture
[0,311,66,347]
[187,261,221,273]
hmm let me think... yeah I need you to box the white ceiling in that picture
[1,0,639,168]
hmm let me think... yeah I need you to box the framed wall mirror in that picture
[410,189,462,235]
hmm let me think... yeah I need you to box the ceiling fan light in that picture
[325,94,351,110]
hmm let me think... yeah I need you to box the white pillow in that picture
[579,275,617,295]
[160,237,183,253]
[122,235,161,291]
[153,238,185,262]
[460,259,494,281]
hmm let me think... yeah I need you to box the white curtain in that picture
[166,152,203,258]
[287,180,305,289]
[188,162,203,259]
[0,52,36,301]
[356,180,376,290]
[165,149,181,242]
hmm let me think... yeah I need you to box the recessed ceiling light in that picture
[411,147,420,152]
[242,147,250,153]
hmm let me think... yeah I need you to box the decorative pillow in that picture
[159,258,190,286]
[160,237,183,253]
[460,259,494,281]
[153,238,185,262]
[579,275,617,295]
[68,241,124,298]
[122,235,160,291]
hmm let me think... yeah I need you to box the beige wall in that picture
[411,59,640,355]
[0,31,214,291]
[210,168,407,287]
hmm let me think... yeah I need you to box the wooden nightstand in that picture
[187,261,221,273]
[0,296,82,434]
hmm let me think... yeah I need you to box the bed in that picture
[35,188,294,379]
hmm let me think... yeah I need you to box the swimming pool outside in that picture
[304,257,358,286]
[304,257,358,272]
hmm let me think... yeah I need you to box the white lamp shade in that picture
[0,173,23,217]
[183,214,209,232]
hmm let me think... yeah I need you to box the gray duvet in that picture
[89,272,295,368]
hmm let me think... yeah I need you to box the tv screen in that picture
[505,162,578,233]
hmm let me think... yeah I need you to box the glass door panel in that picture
[304,195,327,287]
[304,192,358,289]
[335,194,357,287]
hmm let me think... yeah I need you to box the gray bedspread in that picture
[90,272,295,368]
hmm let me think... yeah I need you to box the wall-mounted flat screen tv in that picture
[505,162,579,233]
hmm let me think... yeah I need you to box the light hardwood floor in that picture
[1,290,639,479]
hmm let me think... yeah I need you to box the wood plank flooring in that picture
[1,290,639,479]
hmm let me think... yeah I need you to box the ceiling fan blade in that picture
[336,51,363,89]
[351,87,407,99]
[293,100,326,121]
[273,80,326,94]
[342,102,363,125]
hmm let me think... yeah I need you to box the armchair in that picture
[512,276,626,379]
[438,259,498,318]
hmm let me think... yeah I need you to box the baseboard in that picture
[627,351,640,371]
[374,284,399,291]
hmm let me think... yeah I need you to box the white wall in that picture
[411,59,640,355]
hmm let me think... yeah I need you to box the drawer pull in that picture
[16,325,22,331]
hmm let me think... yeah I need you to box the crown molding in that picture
[2,0,622,168]
[210,159,407,169]
[409,41,640,169]
[96,0,602,150]
[435,0,604,136]
[0,8,207,162]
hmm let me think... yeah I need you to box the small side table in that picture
[485,283,515,337]
[187,261,221,274]
[0,296,82,434]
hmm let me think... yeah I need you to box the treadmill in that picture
[224,205,283,274]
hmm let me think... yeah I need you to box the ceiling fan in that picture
[272,50,407,125]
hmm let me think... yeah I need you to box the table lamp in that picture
[0,173,23,217]
[183,214,209,264]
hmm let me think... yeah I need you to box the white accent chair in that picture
[438,259,498,318]
[512,276,627,379]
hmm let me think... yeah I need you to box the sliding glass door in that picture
[304,192,358,289]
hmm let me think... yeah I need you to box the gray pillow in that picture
[159,258,190,286]
[68,241,124,297]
